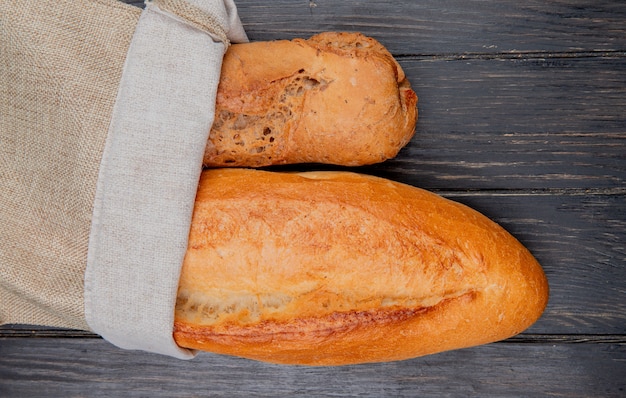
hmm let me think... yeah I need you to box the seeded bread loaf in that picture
[173,169,549,366]
[204,32,418,167]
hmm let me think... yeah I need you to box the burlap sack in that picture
[0,0,247,358]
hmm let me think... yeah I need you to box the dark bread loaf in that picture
[204,32,417,167]
[174,169,549,366]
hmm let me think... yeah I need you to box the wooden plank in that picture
[378,55,626,190]
[402,55,626,134]
[378,131,625,191]
[230,0,626,55]
[1,337,624,397]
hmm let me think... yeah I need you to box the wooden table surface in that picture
[1,1,625,396]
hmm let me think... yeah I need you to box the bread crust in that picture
[174,169,549,365]
[204,32,418,167]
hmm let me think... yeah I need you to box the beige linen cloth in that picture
[0,0,247,358]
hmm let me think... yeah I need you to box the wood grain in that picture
[1,337,624,398]
[232,0,626,54]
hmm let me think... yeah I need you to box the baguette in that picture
[204,32,417,167]
[174,169,549,366]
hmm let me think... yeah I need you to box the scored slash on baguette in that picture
[174,169,549,366]
[204,32,418,167]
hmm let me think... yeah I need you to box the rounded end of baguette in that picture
[173,169,548,366]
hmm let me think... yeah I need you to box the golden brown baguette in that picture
[204,32,417,167]
[174,169,549,366]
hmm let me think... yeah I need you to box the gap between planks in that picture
[432,187,626,197]
[396,49,626,61]
[1,328,624,345]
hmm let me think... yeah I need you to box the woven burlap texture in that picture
[153,0,230,45]
[0,0,141,330]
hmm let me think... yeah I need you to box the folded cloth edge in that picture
[84,0,247,359]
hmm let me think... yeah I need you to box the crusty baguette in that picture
[174,169,549,366]
[204,32,418,167]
